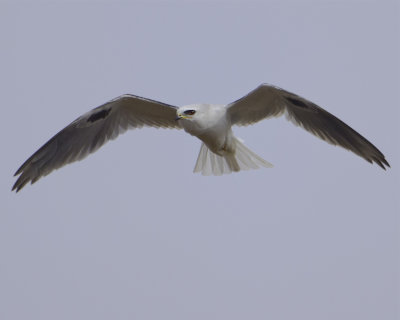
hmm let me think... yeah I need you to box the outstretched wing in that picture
[227,83,389,169]
[13,94,181,192]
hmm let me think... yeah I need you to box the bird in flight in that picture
[12,83,389,192]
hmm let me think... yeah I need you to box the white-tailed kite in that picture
[12,84,389,192]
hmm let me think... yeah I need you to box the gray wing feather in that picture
[13,94,181,192]
[227,83,389,169]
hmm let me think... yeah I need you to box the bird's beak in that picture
[175,113,186,121]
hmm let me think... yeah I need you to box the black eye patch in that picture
[184,110,196,115]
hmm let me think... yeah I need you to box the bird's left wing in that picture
[13,94,181,192]
[227,83,389,169]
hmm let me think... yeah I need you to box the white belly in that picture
[180,105,236,156]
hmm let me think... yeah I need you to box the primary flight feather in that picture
[12,84,389,192]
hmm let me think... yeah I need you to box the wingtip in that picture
[11,184,20,193]
[11,174,30,193]
[12,184,20,193]
[383,158,390,169]
[373,157,390,170]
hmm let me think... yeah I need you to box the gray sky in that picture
[1,1,399,319]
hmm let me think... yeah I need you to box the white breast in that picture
[181,104,234,155]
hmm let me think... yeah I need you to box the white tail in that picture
[193,138,273,176]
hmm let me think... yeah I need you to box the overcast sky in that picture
[1,1,399,320]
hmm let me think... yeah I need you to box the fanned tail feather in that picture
[193,138,273,176]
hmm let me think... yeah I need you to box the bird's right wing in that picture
[13,94,181,192]
[227,83,389,169]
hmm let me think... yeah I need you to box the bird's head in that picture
[176,105,202,121]
[176,104,227,133]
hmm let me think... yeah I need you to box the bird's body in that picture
[178,103,272,174]
[179,104,231,155]
[12,84,389,192]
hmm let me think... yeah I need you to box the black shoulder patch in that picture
[87,108,111,123]
[286,97,309,108]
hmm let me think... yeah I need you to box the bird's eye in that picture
[184,110,196,116]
